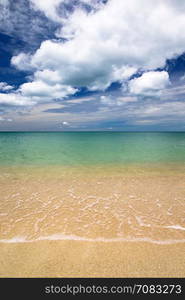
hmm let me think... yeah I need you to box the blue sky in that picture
[0,0,185,131]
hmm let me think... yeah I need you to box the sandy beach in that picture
[0,164,185,277]
[0,240,185,277]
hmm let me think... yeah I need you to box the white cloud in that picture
[0,76,77,107]
[101,95,137,106]
[0,93,32,106]
[20,80,77,100]
[180,74,185,81]
[62,121,69,126]
[34,69,61,84]
[117,96,138,104]
[129,71,170,95]
[100,96,113,106]
[30,0,63,22]
[0,82,14,91]
[0,0,57,48]
[0,84,77,106]
[11,53,33,71]
[66,96,93,104]
[112,66,137,83]
[30,0,105,23]
[11,0,185,97]
[126,101,185,121]
[3,96,185,130]
[0,116,12,122]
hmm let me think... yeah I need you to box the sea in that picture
[0,131,185,166]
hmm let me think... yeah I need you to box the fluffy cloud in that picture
[13,40,136,91]
[11,0,185,99]
[0,80,77,106]
[129,71,170,95]
[11,53,33,71]
[0,78,77,106]
[30,0,104,21]
[20,81,77,99]
[30,0,63,22]
[0,92,32,106]
[0,82,14,91]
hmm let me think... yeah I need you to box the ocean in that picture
[0,131,185,165]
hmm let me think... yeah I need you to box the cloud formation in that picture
[1,0,185,129]
[129,71,170,96]
[30,0,63,22]
[10,0,185,105]
[0,92,31,106]
[0,82,14,91]
[20,81,77,100]
[0,0,57,49]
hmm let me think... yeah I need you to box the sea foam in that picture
[0,234,185,245]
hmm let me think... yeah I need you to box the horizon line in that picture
[0,130,185,133]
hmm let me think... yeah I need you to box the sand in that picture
[0,240,185,277]
[0,164,185,277]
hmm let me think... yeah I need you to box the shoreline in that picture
[1,235,185,245]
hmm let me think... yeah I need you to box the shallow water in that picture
[0,132,185,165]
[0,132,185,244]
[0,164,185,244]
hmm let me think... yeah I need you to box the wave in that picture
[164,225,185,231]
[0,234,185,245]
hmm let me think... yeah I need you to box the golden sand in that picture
[0,164,185,277]
[0,241,185,277]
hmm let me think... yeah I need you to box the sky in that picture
[0,0,185,131]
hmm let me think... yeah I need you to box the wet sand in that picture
[0,240,185,277]
[0,164,185,277]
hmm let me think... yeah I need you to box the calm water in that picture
[0,131,185,166]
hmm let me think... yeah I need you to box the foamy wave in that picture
[0,236,27,243]
[164,225,185,231]
[0,234,185,245]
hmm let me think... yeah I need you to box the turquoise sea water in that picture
[0,132,185,166]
